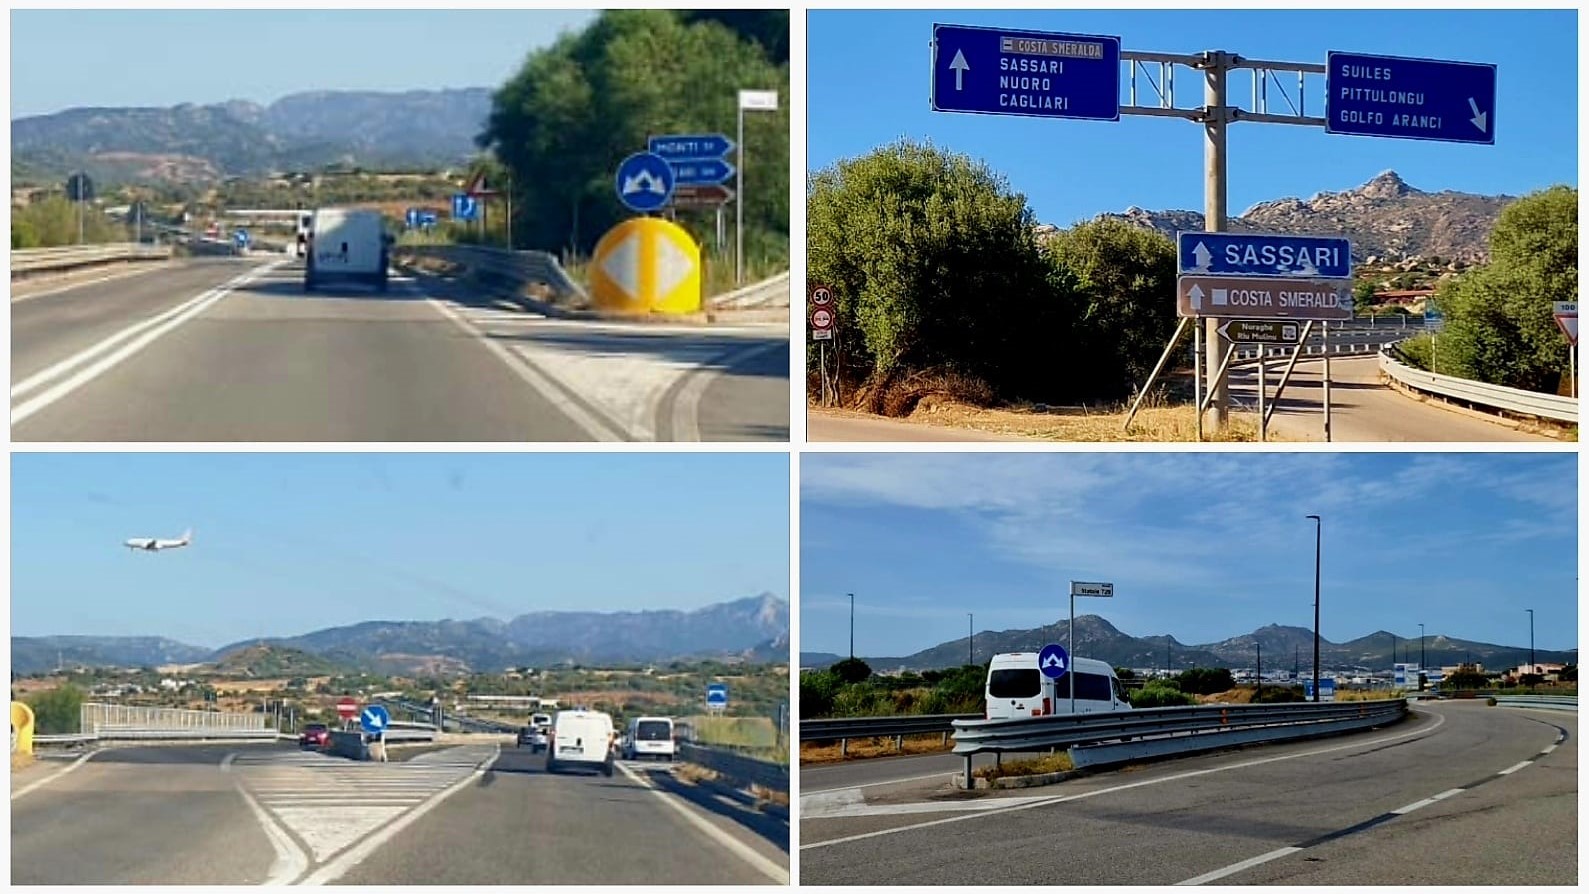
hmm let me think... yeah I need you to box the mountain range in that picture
[1071,170,1517,265]
[12,594,789,676]
[801,615,1573,673]
[12,88,494,184]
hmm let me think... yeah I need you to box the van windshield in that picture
[988,668,1041,698]
[636,721,671,741]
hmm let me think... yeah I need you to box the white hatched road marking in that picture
[227,746,494,867]
[419,285,784,441]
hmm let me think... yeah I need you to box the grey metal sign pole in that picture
[1203,52,1232,432]
[736,104,745,285]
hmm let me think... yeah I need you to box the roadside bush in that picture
[25,684,84,734]
[830,657,873,685]
[799,670,841,719]
[1252,685,1306,704]
[1174,667,1235,696]
[1127,681,1196,708]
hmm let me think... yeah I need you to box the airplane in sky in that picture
[124,529,192,552]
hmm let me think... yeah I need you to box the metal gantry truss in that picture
[1122,50,1326,127]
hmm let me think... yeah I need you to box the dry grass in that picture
[974,752,1073,781]
[800,733,953,764]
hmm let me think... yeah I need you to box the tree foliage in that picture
[830,657,873,685]
[806,140,1177,407]
[25,684,84,734]
[1173,666,1234,696]
[1432,186,1577,391]
[478,10,789,263]
[11,196,122,248]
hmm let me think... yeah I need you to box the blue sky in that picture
[12,453,788,648]
[809,9,1577,224]
[801,453,1577,657]
[9,9,597,118]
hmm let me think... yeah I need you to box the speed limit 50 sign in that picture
[809,282,835,341]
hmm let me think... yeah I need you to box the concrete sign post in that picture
[1068,581,1112,715]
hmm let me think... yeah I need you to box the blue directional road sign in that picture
[405,208,420,228]
[668,158,735,186]
[1178,232,1353,280]
[232,228,249,249]
[1037,643,1070,679]
[419,210,438,229]
[648,133,734,161]
[615,151,675,213]
[706,683,729,709]
[360,704,391,735]
[932,23,1120,121]
[1302,679,1337,701]
[1325,51,1496,145]
[451,193,480,221]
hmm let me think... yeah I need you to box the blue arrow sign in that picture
[705,683,729,707]
[419,211,438,228]
[648,133,734,161]
[932,23,1120,121]
[616,151,675,213]
[360,704,390,734]
[405,208,420,228]
[451,193,479,221]
[670,158,735,186]
[1178,232,1353,280]
[1037,643,1070,679]
[232,228,249,247]
[1325,51,1496,145]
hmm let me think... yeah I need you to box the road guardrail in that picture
[949,699,1408,788]
[12,243,171,278]
[1380,343,1577,423]
[799,713,980,755]
[1494,695,1578,712]
[394,244,587,305]
[678,742,788,793]
[710,271,790,310]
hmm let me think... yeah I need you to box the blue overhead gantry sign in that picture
[1325,51,1497,145]
[931,23,1120,120]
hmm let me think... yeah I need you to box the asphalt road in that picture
[11,741,788,885]
[1227,356,1552,442]
[800,703,1575,885]
[12,258,788,441]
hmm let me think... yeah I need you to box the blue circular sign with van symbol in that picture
[1037,643,1070,679]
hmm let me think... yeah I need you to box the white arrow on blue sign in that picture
[670,158,736,186]
[931,23,1121,121]
[405,208,420,228]
[616,151,676,213]
[706,683,729,707]
[360,704,390,734]
[232,229,249,247]
[1037,643,1070,679]
[648,134,735,161]
[1178,232,1353,280]
[452,193,479,221]
[1326,51,1496,145]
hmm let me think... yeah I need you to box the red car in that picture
[298,723,330,749]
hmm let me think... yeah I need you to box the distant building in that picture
[1503,662,1565,684]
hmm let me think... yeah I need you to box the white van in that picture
[623,716,675,761]
[984,652,1132,720]
[546,709,615,776]
[304,208,389,292]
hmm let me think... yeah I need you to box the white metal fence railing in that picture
[1380,344,1578,423]
[12,243,171,276]
[81,703,270,733]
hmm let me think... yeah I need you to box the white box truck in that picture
[304,208,389,292]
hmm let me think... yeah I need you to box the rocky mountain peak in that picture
[1355,169,1420,200]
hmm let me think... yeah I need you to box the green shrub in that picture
[1174,667,1234,696]
[1127,682,1196,708]
[1253,685,1306,704]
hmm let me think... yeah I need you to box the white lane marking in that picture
[802,709,1446,846]
[295,746,498,886]
[1390,796,1440,814]
[803,769,959,794]
[10,749,97,800]
[670,339,786,441]
[1176,847,1303,886]
[1497,760,1533,775]
[419,290,629,441]
[617,760,789,884]
[11,262,174,303]
[12,262,281,424]
[1542,744,1558,754]
[234,776,311,886]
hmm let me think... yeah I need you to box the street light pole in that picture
[1419,622,1425,672]
[848,593,854,661]
[1526,608,1535,673]
[1307,515,1321,702]
[967,613,974,666]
